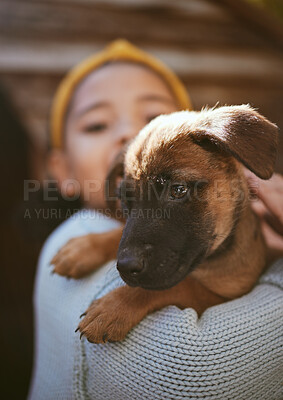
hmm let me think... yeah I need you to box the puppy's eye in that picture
[170,184,188,200]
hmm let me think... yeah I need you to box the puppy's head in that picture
[107,105,278,290]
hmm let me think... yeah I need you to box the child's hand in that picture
[245,171,283,264]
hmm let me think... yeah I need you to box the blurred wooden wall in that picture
[0,0,283,172]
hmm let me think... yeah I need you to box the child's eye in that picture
[84,123,107,133]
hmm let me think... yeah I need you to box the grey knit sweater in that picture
[29,210,283,400]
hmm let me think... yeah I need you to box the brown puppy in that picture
[52,105,278,344]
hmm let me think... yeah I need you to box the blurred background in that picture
[0,0,282,398]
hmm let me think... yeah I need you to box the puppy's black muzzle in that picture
[116,210,207,290]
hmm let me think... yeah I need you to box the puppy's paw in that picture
[50,235,109,279]
[77,288,145,343]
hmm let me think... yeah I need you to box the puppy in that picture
[52,105,278,344]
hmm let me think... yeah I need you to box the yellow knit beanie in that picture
[50,39,192,148]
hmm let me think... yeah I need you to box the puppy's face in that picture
[117,134,242,290]
[112,107,277,290]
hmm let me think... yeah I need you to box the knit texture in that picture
[29,210,283,400]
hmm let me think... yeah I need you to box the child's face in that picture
[51,63,179,209]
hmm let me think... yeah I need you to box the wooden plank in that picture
[215,0,283,50]
[0,0,274,50]
[180,73,283,90]
[1,38,283,82]
[43,0,229,18]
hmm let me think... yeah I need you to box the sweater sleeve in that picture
[74,259,283,400]
[28,210,123,400]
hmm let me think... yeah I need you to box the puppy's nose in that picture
[117,257,144,276]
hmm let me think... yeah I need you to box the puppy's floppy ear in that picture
[192,105,278,179]
[104,147,125,214]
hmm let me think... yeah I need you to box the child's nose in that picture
[116,123,139,146]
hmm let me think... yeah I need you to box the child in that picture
[29,40,283,400]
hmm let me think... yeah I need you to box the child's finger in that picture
[261,219,283,259]
[256,175,283,227]
[250,198,266,217]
